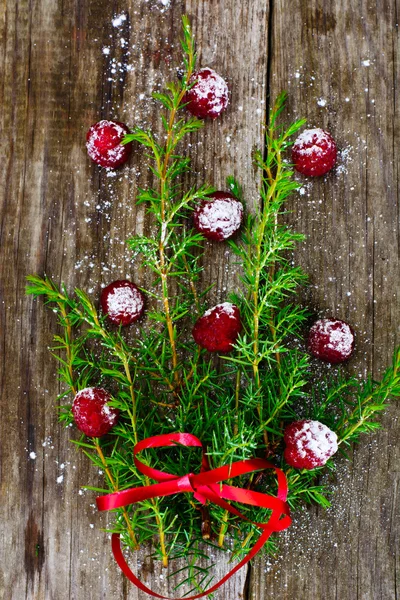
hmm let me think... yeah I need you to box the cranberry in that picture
[292,128,337,177]
[308,318,355,364]
[72,388,119,437]
[184,68,229,119]
[86,120,132,168]
[192,302,242,353]
[101,280,145,326]
[284,420,338,470]
[194,192,243,242]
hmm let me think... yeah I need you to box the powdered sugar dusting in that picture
[189,68,229,117]
[293,128,332,157]
[196,198,243,240]
[336,144,353,175]
[285,420,338,468]
[317,319,353,356]
[90,120,126,141]
[73,388,119,437]
[101,404,118,426]
[204,302,237,319]
[86,120,129,168]
[292,127,337,176]
[193,303,242,352]
[112,13,127,28]
[106,284,144,319]
[294,421,338,460]
[75,387,97,400]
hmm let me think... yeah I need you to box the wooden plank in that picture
[249,1,400,599]
[0,0,270,598]
[3,1,398,599]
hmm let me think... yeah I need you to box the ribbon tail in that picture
[111,528,273,600]
[112,533,167,598]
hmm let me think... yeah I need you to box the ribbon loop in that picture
[97,432,291,599]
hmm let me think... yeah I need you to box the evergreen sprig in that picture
[26,16,399,591]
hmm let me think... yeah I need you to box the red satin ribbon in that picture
[97,433,291,599]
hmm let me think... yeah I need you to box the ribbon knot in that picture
[177,472,194,489]
[174,472,202,499]
[96,432,291,599]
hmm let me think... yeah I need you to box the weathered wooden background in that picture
[1,0,399,598]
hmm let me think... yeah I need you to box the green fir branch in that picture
[26,16,400,591]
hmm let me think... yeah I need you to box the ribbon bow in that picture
[97,433,291,599]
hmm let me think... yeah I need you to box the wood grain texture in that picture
[0,0,268,598]
[249,1,400,599]
[0,0,398,599]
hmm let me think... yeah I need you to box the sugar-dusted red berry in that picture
[292,128,337,177]
[284,419,338,470]
[86,120,132,168]
[194,192,243,242]
[101,280,145,326]
[72,388,119,437]
[184,68,229,119]
[308,318,355,364]
[192,302,242,353]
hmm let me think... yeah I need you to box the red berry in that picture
[72,388,119,437]
[101,280,145,326]
[86,120,132,168]
[194,192,243,242]
[308,318,355,364]
[192,302,242,353]
[184,68,229,119]
[284,420,338,470]
[292,128,337,177]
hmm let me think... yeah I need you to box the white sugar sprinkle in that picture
[318,319,354,356]
[204,302,237,319]
[293,421,338,463]
[76,387,96,399]
[197,198,242,239]
[191,68,228,116]
[293,128,332,157]
[112,13,127,28]
[86,120,127,165]
[29,451,37,460]
[107,285,144,319]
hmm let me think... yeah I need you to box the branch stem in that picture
[94,440,138,549]
[252,113,284,449]
[218,509,230,547]
[58,302,77,396]
[156,34,195,391]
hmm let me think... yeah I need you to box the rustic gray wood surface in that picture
[0,1,398,599]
